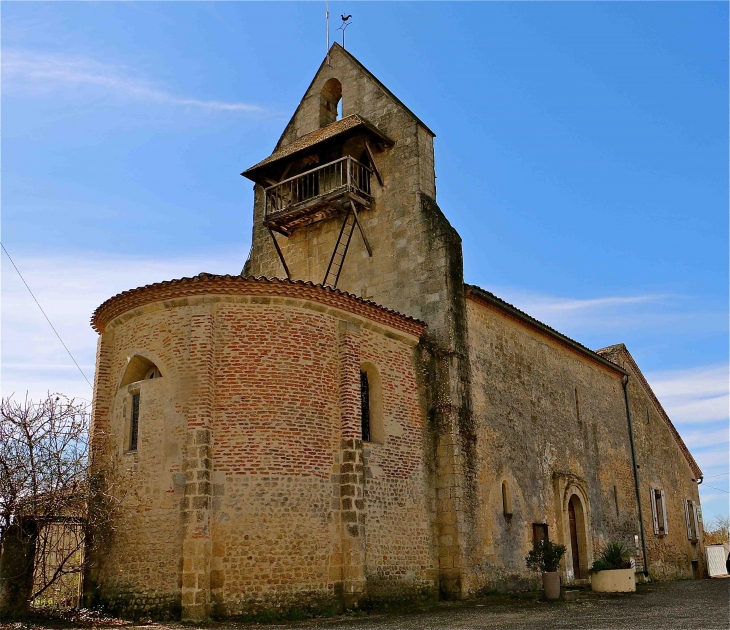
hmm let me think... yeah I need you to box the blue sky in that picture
[2,2,727,521]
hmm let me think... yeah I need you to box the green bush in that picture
[591,540,632,572]
[525,539,567,573]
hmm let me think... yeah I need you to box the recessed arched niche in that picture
[119,355,162,388]
[360,361,385,444]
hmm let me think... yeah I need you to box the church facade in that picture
[86,45,705,621]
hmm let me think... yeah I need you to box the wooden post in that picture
[0,518,39,618]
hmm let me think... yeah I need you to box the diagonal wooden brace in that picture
[365,141,384,187]
[267,226,291,279]
[349,200,372,257]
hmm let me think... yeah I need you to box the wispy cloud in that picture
[518,294,668,313]
[645,365,729,424]
[2,50,264,112]
[681,427,729,450]
[486,288,681,332]
[647,365,728,399]
[2,250,245,402]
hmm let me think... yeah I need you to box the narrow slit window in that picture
[502,481,513,517]
[360,370,370,442]
[613,485,620,516]
[130,393,140,452]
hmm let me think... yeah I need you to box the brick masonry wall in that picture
[465,299,641,590]
[88,286,434,620]
[358,329,438,598]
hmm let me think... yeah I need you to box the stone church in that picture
[86,44,705,620]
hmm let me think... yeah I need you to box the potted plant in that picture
[526,539,567,600]
[590,540,636,593]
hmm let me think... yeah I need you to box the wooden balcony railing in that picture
[264,156,373,220]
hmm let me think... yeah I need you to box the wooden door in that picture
[568,498,581,579]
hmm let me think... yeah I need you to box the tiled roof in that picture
[242,114,392,179]
[464,284,628,376]
[596,344,703,479]
[465,285,701,478]
[91,274,426,338]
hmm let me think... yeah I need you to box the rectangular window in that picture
[613,485,620,517]
[360,371,370,442]
[532,523,548,543]
[130,393,140,451]
[650,488,668,535]
[685,499,700,541]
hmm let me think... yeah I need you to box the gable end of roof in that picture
[596,344,703,479]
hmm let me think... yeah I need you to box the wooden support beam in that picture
[349,199,372,257]
[267,226,291,279]
[279,162,294,181]
[365,141,384,187]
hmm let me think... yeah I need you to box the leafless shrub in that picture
[0,394,121,618]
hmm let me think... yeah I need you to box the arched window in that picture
[119,355,162,452]
[502,481,513,517]
[320,78,342,127]
[120,355,163,387]
[360,362,384,444]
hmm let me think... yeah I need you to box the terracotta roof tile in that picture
[242,114,392,179]
[91,274,425,338]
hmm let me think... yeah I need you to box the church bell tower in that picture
[241,43,464,344]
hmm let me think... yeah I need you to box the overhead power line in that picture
[705,472,729,479]
[702,484,730,495]
[1,242,93,390]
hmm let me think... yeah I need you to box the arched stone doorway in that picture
[567,494,588,579]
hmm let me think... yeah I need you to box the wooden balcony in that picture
[264,156,373,235]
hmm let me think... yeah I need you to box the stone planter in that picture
[542,571,561,600]
[591,568,636,593]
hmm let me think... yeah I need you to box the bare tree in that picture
[704,515,730,545]
[0,393,119,618]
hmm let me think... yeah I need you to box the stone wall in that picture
[243,42,478,600]
[465,296,641,590]
[86,277,435,620]
[598,345,705,580]
[243,43,454,343]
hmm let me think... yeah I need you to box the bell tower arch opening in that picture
[320,78,342,127]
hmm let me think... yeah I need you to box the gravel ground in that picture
[6,579,728,630]
[259,578,730,630]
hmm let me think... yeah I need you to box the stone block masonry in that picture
[86,276,433,619]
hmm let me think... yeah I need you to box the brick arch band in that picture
[91,274,426,338]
